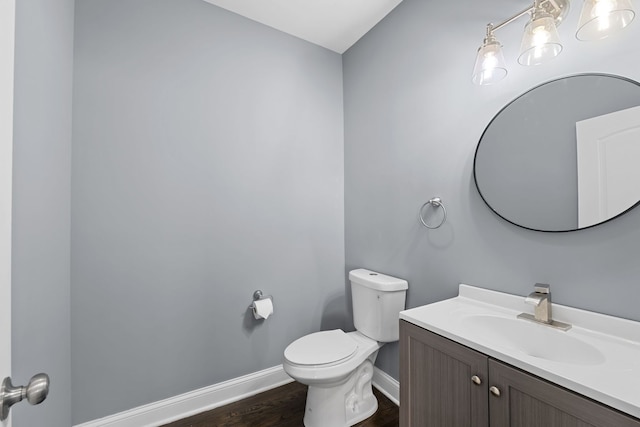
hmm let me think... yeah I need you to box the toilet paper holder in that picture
[248,290,273,309]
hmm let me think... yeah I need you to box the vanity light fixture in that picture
[576,0,636,40]
[472,0,636,85]
[472,29,508,85]
[518,5,564,66]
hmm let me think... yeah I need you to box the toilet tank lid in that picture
[349,269,408,291]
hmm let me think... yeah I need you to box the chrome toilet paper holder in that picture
[248,290,273,309]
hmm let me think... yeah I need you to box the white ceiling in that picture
[202,0,404,54]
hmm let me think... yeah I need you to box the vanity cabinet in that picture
[399,319,488,426]
[400,320,640,427]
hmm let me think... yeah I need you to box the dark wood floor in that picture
[162,381,399,427]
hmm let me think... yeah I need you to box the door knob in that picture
[0,373,50,421]
[489,385,501,397]
[471,375,482,385]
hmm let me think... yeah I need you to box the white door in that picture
[0,0,14,425]
[576,105,640,228]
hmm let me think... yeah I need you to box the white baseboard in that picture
[74,365,400,427]
[372,367,400,406]
[73,365,293,427]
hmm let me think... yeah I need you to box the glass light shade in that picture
[576,0,635,40]
[472,40,508,85]
[518,14,563,66]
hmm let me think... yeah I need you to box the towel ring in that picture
[419,197,447,229]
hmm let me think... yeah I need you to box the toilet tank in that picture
[349,269,408,342]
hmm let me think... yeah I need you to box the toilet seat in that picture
[284,329,358,367]
[283,330,382,389]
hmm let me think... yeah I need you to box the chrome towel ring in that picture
[419,197,447,229]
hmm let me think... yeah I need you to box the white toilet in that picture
[283,268,408,427]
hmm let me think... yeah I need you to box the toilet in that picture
[283,268,408,427]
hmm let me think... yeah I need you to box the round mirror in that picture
[474,74,640,232]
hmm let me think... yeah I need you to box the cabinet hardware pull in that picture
[471,375,482,385]
[490,386,501,397]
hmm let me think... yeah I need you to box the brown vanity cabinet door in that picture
[400,320,489,427]
[488,359,640,427]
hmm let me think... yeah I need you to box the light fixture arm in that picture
[489,5,535,34]
[487,0,566,35]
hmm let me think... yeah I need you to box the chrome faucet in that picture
[525,283,552,323]
[517,283,571,331]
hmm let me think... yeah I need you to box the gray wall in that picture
[12,0,74,426]
[343,0,640,380]
[71,0,344,423]
[17,0,640,423]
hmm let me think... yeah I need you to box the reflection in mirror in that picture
[576,106,640,228]
[474,74,640,232]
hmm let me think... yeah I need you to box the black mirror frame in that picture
[473,73,640,233]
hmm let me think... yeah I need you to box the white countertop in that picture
[400,284,640,419]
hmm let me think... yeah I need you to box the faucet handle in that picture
[534,283,550,294]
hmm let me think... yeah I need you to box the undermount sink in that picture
[461,314,605,365]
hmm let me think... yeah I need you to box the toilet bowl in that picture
[282,269,408,427]
[284,330,382,427]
